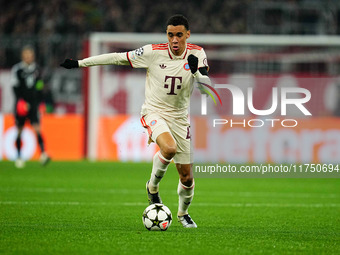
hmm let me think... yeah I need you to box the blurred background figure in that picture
[11,45,51,168]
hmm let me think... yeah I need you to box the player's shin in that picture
[149,151,171,193]
[37,132,45,152]
[15,135,21,158]
[177,179,195,216]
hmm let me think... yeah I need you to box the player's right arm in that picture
[11,64,24,100]
[60,52,129,69]
[60,45,153,69]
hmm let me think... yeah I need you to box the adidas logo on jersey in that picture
[159,64,167,69]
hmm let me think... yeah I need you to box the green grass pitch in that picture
[0,161,339,254]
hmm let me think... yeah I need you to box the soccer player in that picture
[61,14,210,228]
[11,45,50,168]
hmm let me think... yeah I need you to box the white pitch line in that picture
[0,187,338,199]
[0,201,340,208]
[0,187,145,194]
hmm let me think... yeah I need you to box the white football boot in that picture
[40,152,51,166]
[178,214,197,228]
[146,180,162,205]
[15,158,25,168]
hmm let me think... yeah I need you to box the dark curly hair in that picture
[166,14,189,30]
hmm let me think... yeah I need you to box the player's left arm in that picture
[188,47,209,74]
[188,50,212,93]
[35,68,45,104]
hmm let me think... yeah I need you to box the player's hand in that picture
[60,59,79,69]
[188,54,198,74]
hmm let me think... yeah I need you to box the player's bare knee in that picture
[161,144,177,159]
[180,175,193,187]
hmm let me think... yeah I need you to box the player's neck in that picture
[173,50,184,56]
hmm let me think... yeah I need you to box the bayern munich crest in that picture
[184,63,190,71]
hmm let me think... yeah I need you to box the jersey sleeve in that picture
[79,52,130,67]
[126,44,153,69]
[197,48,209,71]
[10,65,19,87]
[11,65,20,100]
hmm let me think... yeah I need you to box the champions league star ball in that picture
[142,203,172,231]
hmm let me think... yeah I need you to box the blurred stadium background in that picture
[1,2,339,254]
[1,0,340,163]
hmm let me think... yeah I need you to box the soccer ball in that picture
[142,203,172,231]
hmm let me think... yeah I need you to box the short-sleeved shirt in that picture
[127,43,208,118]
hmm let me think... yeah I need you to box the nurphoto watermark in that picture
[190,77,340,178]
